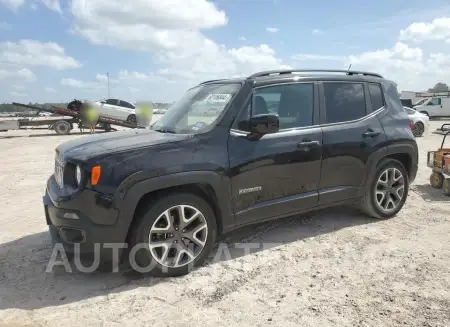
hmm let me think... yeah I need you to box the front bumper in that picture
[43,175,127,262]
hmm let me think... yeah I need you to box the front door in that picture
[426,97,444,116]
[228,82,323,225]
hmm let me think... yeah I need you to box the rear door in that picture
[317,81,387,205]
[117,100,135,119]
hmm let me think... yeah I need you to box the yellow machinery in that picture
[427,124,450,195]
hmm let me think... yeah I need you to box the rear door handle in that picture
[363,130,380,138]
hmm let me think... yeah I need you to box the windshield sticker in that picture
[192,121,205,130]
[204,93,232,102]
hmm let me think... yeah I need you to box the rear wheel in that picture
[413,122,424,137]
[54,120,71,135]
[360,159,408,219]
[128,193,217,277]
[430,171,444,188]
[127,114,136,124]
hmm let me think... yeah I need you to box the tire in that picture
[127,114,137,124]
[430,171,444,188]
[360,158,409,219]
[412,122,424,137]
[443,178,450,196]
[128,193,217,277]
[54,120,71,135]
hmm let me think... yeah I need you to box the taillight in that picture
[410,121,414,131]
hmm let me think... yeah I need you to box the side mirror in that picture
[238,114,279,135]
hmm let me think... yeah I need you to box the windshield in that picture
[414,98,429,106]
[151,83,241,134]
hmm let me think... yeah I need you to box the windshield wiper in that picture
[154,128,176,134]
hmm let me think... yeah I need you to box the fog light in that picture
[63,212,79,220]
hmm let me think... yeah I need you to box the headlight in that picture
[75,165,82,186]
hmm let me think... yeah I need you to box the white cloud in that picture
[312,29,323,35]
[9,91,27,97]
[1,0,25,10]
[12,84,25,90]
[96,74,107,82]
[0,21,12,30]
[40,0,61,13]
[0,40,81,69]
[1,0,61,12]
[291,54,345,61]
[399,17,450,42]
[239,36,246,41]
[44,87,56,92]
[346,42,450,91]
[65,0,287,92]
[69,0,227,52]
[292,40,450,91]
[266,27,279,33]
[0,68,36,82]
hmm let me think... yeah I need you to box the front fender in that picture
[113,171,235,243]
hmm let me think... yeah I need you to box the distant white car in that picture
[93,98,136,123]
[404,106,429,137]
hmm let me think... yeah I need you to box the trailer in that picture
[0,102,138,135]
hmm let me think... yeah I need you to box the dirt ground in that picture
[0,121,449,327]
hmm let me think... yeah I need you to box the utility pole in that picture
[107,72,110,98]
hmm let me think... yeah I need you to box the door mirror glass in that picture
[239,114,279,135]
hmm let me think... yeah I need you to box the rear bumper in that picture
[43,175,128,262]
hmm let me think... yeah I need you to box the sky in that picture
[1,0,450,103]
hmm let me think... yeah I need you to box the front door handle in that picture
[297,140,320,149]
[363,130,380,138]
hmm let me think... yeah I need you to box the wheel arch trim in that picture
[114,171,235,244]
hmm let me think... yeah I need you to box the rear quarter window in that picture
[368,83,385,111]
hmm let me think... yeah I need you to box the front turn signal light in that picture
[91,166,101,185]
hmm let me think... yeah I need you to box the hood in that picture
[56,129,192,161]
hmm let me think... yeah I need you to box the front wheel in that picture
[443,178,450,196]
[360,159,408,219]
[128,193,217,277]
[430,171,444,188]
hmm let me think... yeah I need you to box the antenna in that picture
[107,72,110,98]
[347,64,352,71]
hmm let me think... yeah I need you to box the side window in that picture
[428,98,441,106]
[254,83,314,129]
[119,100,134,109]
[323,83,366,123]
[368,83,384,111]
[105,99,118,105]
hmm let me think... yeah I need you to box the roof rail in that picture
[199,79,226,85]
[247,69,383,79]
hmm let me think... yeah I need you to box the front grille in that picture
[54,153,64,188]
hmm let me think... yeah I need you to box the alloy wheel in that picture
[413,123,424,137]
[148,205,208,268]
[375,167,405,212]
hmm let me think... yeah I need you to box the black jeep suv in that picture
[43,69,418,277]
